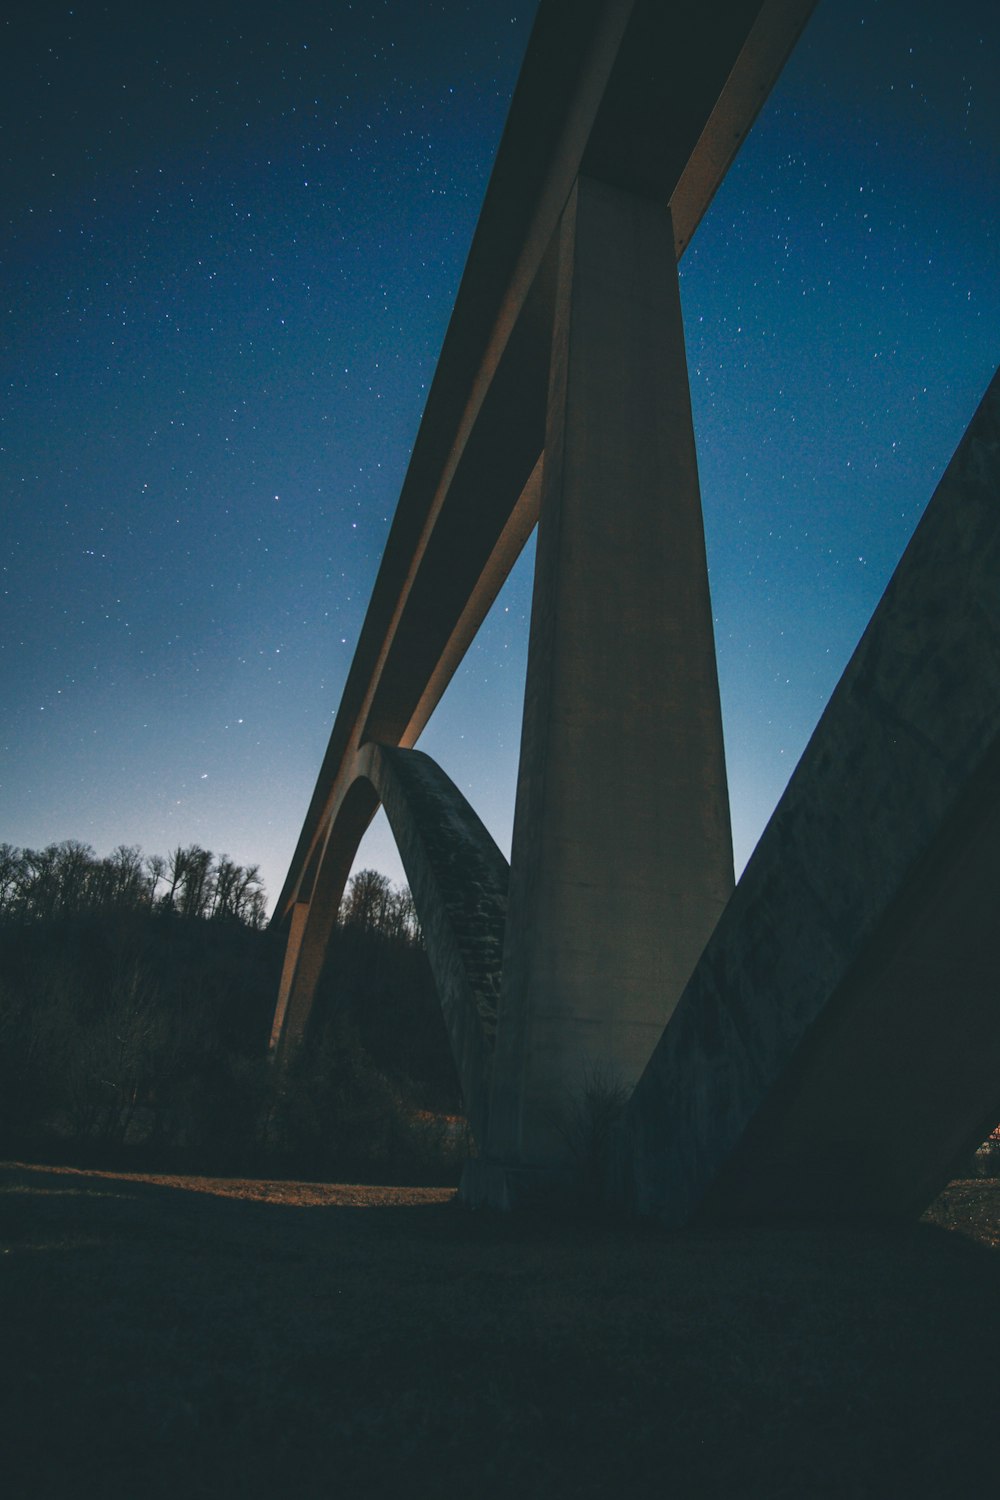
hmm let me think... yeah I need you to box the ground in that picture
[2,1161,998,1498]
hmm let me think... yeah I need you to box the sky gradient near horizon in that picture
[2,0,998,911]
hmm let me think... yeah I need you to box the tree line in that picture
[0,840,267,927]
[0,843,465,1183]
[5,842,995,1187]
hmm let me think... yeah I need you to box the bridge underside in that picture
[269,0,1000,1224]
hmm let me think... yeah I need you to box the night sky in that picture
[3,1,998,911]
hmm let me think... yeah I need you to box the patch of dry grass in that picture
[3,1161,998,1498]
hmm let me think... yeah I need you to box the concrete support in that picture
[269,900,311,1052]
[269,776,380,1063]
[613,367,1000,1227]
[359,745,507,1146]
[270,742,507,1143]
[484,176,734,1181]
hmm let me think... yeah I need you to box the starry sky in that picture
[2,0,998,911]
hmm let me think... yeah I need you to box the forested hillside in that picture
[0,843,465,1181]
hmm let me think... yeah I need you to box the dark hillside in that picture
[0,845,465,1181]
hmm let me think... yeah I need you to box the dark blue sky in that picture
[2,1,997,908]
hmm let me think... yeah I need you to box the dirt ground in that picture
[3,1160,998,1498]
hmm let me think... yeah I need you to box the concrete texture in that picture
[486,175,733,1176]
[271,743,506,1144]
[613,367,1000,1227]
[357,745,507,1147]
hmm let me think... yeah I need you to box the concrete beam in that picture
[272,0,816,931]
[270,777,380,1060]
[613,367,1000,1227]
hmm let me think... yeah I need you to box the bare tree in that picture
[0,844,25,916]
[145,853,167,906]
[340,869,393,935]
[94,845,146,910]
[163,846,189,913]
[177,845,213,919]
[0,839,266,930]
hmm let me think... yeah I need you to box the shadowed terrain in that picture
[2,1161,998,1497]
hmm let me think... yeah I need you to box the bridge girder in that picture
[272,0,817,930]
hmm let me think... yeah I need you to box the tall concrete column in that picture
[486,174,734,1176]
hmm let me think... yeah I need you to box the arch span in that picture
[272,744,508,1148]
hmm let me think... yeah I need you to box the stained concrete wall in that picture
[613,367,1000,1226]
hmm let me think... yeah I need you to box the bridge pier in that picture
[478,175,733,1196]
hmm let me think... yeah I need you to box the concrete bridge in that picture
[269,0,1000,1222]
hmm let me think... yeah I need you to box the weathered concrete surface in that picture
[485,175,733,1180]
[270,745,508,1141]
[358,744,507,1147]
[613,367,1000,1227]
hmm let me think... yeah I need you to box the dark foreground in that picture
[2,1162,998,1499]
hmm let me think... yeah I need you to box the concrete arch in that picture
[270,775,380,1060]
[271,743,508,1148]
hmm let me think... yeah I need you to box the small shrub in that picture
[966,1129,1000,1178]
[556,1063,632,1210]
